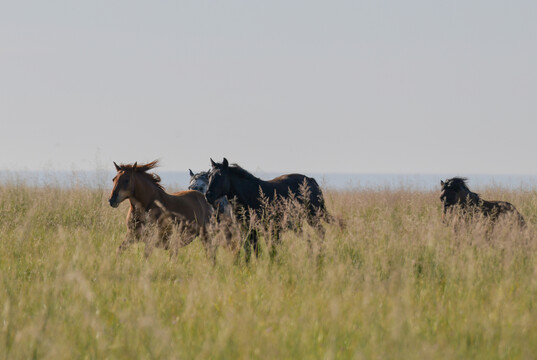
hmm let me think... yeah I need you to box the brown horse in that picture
[440,177,525,227]
[109,160,213,256]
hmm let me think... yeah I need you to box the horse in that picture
[440,177,525,227]
[188,169,232,218]
[205,158,329,256]
[109,161,213,256]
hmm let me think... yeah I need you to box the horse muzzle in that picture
[109,197,120,208]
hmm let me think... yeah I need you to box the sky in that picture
[1,1,536,175]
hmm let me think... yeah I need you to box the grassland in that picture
[1,182,537,359]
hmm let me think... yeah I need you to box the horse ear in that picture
[189,169,194,177]
[440,180,444,186]
[133,162,138,171]
[114,162,121,171]
[210,158,216,168]
[222,158,229,169]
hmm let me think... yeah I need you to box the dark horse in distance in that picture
[109,161,213,256]
[440,177,525,227]
[205,158,330,256]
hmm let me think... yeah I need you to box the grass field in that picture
[1,182,537,359]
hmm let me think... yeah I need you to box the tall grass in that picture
[1,183,536,359]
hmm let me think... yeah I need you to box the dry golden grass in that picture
[1,183,536,359]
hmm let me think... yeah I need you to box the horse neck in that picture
[130,174,166,210]
[459,189,480,207]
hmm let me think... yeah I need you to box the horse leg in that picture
[306,209,329,265]
[117,233,136,255]
[199,225,217,263]
[166,221,189,258]
[301,210,325,257]
[269,223,281,260]
[118,210,144,255]
[308,206,328,236]
[243,228,259,262]
[222,222,234,251]
[143,225,170,258]
[143,231,160,259]
[117,222,143,255]
[252,228,259,258]
[243,229,252,262]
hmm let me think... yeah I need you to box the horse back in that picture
[167,190,212,225]
[482,200,526,227]
[267,173,324,206]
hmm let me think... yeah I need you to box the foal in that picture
[440,177,525,227]
[109,161,213,256]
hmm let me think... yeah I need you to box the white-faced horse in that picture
[189,169,232,219]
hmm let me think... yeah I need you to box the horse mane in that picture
[117,160,164,191]
[192,170,210,180]
[444,177,480,198]
[228,163,261,181]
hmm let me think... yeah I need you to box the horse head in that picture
[188,169,210,193]
[440,177,473,212]
[109,160,161,208]
[205,158,231,205]
[109,161,137,207]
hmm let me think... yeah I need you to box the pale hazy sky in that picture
[1,1,536,174]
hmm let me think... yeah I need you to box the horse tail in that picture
[516,210,526,229]
[309,177,334,224]
[310,178,350,230]
[519,214,526,228]
[504,202,526,229]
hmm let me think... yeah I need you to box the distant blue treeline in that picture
[1,170,537,191]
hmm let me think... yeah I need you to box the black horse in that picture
[205,158,329,256]
[440,177,525,227]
